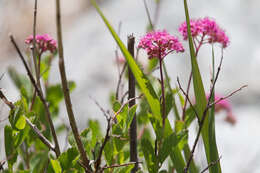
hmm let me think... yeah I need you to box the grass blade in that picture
[90,0,161,118]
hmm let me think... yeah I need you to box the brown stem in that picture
[115,63,127,100]
[200,156,222,173]
[177,78,200,122]
[94,118,111,172]
[181,38,203,121]
[112,95,143,121]
[101,162,142,171]
[0,90,15,110]
[127,35,138,173]
[9,35,61,157]
[25,118,56,151]
[55,0,91,171]
[159,58,166,130]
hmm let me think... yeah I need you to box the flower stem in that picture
[159,58,166,130]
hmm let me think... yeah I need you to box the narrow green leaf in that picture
[126,105,137,130]
[158,131,188,164]
[88,120,102,148]
[4,125,18,169]
[104,139,114,165]
[50,159,62,173]
[141,138,158,173]
[116,164,135,173]
[169,148,186,173]
[91,0,161,119]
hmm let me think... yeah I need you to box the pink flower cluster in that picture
[179,17,229,48]
[25,34,57,54]
[207,94,236,125]
[138,30,184,59]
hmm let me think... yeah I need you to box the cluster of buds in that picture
[25,34,57,54]
[138,30,184,59]
[179,17,229,48]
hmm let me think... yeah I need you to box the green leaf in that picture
[88,120,102,148]
[147,58,159,72]
[159,170,167,173]
[30,151,49,173]
[115,164,135,173]
[91,0,161,120]
[50,159,62,173]
[184,106,197,127]
[58,147,79,170]
[104,139,114,165]
[4,125,18,169]
[15,115,26,130]
[8,67,32,100]
[46,81,76,116]
[165,91,173,116]
[158,131,188,164]
[14,123,30,148]
[141,138,158,173]
[126,105,137,130]
[169,148,186,173]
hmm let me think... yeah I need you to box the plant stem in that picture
[127,35,138,173]
[55,0,91,171]
[181,44,201,121]
[159,58,166,129]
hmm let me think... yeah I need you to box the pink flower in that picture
[179,17,229,48]
[138,30,184,59]
[25,34,57,54]
[207,94,236,125]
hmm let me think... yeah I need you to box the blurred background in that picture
[0,0,260,172]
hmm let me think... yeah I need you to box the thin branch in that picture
[153,0,162,29]
[0,90,15,110]
[201,156,222,173]
[89,95,110,120]
[32,0,40,85]
[112,94,143,121]
[181,72,192,120]
[208,85,248,109]
[120,90,129,104]
[94,117,111,171]
[55,0,91,171]
[115,63,127,100]
[25,118,55,151]
[177,77,200,121]
[0,72,5,81]
[101,162,142,171]
[181,43,201,121]
[9,35,61,157]
[143,0,154,30]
